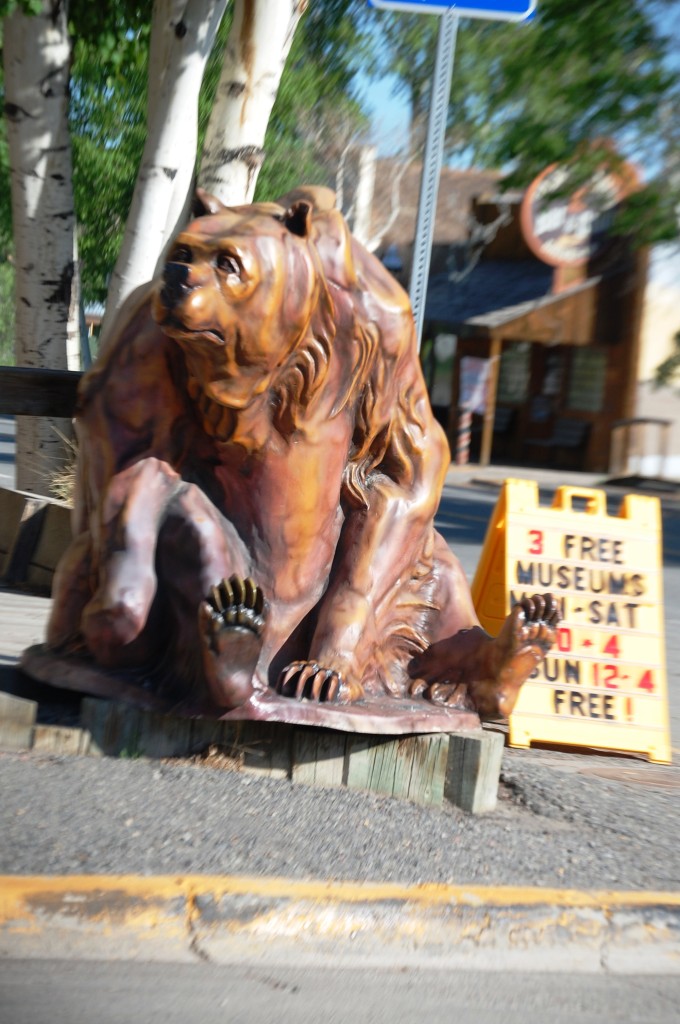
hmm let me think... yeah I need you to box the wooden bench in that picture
[491,406,516,435]
[467,405,517,462]
[0,367,81,590]
[0,367,82,417]
[0,487,72,592]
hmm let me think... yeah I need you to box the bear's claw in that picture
[277,661,343,702]
[200,576,265,651]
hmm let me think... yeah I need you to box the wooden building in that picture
[419,176,648,474]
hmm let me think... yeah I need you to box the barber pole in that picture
[455,409,473,465]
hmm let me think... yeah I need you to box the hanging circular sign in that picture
[521,160,638,267]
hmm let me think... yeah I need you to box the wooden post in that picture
[479,337,502,468]
[32,724,90,755]
[444,729,504,814]
[292,727,346,788]
[0,692,37,751]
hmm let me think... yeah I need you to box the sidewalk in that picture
[446,459,680,503]
[447,461,605,492]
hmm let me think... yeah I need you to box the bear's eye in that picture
[170,244,192,264]
[216,251,240,276]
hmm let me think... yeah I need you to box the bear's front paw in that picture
[277,661,363,703]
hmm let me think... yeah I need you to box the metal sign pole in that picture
[408,11,459,350]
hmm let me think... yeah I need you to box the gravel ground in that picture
[1,745,678,890]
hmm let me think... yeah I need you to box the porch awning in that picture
[461,277,601,345]
[425,261,601,346]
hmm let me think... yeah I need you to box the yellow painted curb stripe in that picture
[2,874,680,921]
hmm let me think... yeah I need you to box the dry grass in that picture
[163,743,246,773]
[49,429,78,506]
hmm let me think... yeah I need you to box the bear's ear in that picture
[192,188,227,217]
[282,200,312,238]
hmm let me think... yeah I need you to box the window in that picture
[421,332,457,407]
[497,342,530,403]
[567,348,606,412]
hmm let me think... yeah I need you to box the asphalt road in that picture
[2,960,679,1024]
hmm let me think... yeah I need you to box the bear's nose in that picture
[161,262,193,308]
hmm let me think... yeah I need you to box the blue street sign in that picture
[371,0,536,21]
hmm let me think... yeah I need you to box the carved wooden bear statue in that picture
[45,186,558,724]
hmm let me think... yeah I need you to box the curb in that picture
[2,875,679,973]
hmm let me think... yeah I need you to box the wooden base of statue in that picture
[0,686,504,813]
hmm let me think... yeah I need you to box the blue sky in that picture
[362,73,410,155]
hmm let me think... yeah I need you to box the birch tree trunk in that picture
[198,0,306,204]
[99,0,227,352]
[348,145,377,248]
[4,0,81,495]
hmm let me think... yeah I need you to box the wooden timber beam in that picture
[0,367,82,417]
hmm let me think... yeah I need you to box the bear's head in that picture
[153,193,329,413]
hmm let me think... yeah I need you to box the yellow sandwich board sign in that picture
[471,480,672,763]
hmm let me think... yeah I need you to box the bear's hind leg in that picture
[409,594,560,719]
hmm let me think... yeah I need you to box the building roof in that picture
[425,262,602,346]
[425,260,554,324]
[370,162,500,247]
[465,277,601,332]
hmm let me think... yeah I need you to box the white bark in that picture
[335,140,351,216]
[362,155,412,254]
[350,145,377,248]
[4,0,81,495]
[198,0,307,204]
[99,0,227,352]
